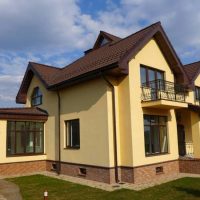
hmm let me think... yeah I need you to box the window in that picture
[140,65,164,89]
[65,119,80,148]
[7,121,44,156]
[100,38,109,46]
[195,87,200,101]
[144,115,168,155]
[31,87,42,106]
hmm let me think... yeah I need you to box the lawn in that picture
[7,175,200,200]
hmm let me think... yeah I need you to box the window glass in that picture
[7,121,15,131]
[66,119,80,148]
[16,122,25,131]
[151,126,160,153]
[144,126,151,154]
[140,67,146,85]
[143,115,168,155]
[7,121,44,156]
[149,69,155,82]
[16,131,25,154]
[144,115,150,125]
[195,87,200,100]
[140,65,165,88]
[160,126,168,153]
[157,71,164,80]
[7,131,15,155]
[26,132,34,153]
[35,132,44,153]
[150,116,158,125]
[31,87,42,106]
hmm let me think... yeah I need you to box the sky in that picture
[0,0,200,107]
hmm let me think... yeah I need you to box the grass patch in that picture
[7,174,200,200]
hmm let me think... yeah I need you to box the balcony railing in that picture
[179,142,194,158]
[141,79,186,102]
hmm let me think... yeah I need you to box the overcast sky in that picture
[0,0,200,107]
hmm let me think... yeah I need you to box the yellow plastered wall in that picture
[191,112,200,158]
[26,76,58,161]
[59,78,114,167]
[127,39,179,166]
[177,110,192,143]
[0,120,46,163]
[26,76,114,167]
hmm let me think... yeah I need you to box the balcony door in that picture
[140,65,164,100]
[177,124,186,156]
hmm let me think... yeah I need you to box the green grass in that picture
[7,174,200,200]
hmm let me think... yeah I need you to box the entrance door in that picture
[177,125,186,156]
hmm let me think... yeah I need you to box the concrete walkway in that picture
[0,180,22,200]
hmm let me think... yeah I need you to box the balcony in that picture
[141,79,188,109]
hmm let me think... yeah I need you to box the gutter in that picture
[56,90,61,174]
[101,73,119,183]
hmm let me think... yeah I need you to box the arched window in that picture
[31,87,42,106]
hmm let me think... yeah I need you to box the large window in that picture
[7,121,44,156]
[65,119,80,149]
[31,87,42,106]
[144,115,168,156]
[140,65,164,87]
[195,87,200,101]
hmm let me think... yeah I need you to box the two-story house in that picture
[0,22,200,184]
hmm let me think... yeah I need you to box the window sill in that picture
[145,152,169,157]
[6,153,46,157]
[64,147,80,150]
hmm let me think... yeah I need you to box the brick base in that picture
[47,161,116,184]
[0,160,46,176]
[133,160,179,184]
[119,167,134,183]
[0,159,182,184]
[179,158,200,174]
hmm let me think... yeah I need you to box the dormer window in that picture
[31,87,42,106]
[99,37,109,47]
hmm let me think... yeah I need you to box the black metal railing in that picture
[141,79,186,102]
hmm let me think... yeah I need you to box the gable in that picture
[130,38,174,82]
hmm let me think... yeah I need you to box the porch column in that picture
[191,112,200,158]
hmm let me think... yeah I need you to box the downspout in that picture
[56,90,61,174]
[101,73,119,183]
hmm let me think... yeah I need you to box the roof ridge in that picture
[110,21,161,46]
[100,30,122,40]
[29,62,61,70]
[62,21,161,70]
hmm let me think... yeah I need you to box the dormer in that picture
[93,31,121,50]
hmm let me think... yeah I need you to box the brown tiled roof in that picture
[17,21,188,103]
[30,62,61,86]
[0,107,48,121]
[50,22,161,86]
[183,61,200,82]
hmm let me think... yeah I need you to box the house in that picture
[0,21,200,184]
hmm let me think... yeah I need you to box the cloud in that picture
[0,0,200,107]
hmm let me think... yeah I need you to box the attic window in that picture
[99,37,109,47]
[31,87,42,106]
